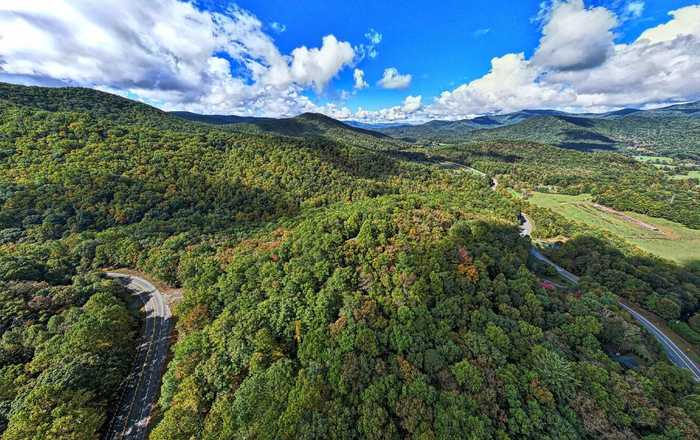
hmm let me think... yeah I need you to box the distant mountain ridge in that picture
[365,101,700,133]
[171,100,700,160]
[172,110,388,139]
[366,101,700,160]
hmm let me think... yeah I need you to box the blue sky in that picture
[228,0,544,110]
[1,1,700,122]
[223,0,698,111]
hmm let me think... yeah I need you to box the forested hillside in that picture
[0,243,137,437]
[376,103,700,161]
[172,110,409,152]
[421,141,700,230]
[153,194,699,439]
[0,83,698,439]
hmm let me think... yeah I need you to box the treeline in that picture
[431,142,700,229]
[522,199,700,334]
[1,83,699,438]
[0,244,137,438]
[152,194,699,439]
[545,235,700,326]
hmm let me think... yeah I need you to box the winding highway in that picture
[104,273,173,440]
[517,209,700,381]
[439,162,700,381]
[619,303,700,381]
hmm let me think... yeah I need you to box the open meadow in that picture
[527,192,700,264]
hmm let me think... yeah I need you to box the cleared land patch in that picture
[527,192,700,264]
[671,170,700,180]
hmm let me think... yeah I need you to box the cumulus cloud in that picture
[289,35,354,92]
[401,95,422,113]
[377,67,412,89]
[354,28,382,61]
[637,5,700,43]
[353,68,368,89]
[0,0,355,116]
[2,0,699,124]
[532,0,617,71]
[353,95,423,122]
[316,102,353,120]
[420,2,700,121]
[543,4,700,108]
[429,53,572,116]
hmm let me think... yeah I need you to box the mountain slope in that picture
[374,102,700,160]
[0,83,698,439]
[172,110,408,152]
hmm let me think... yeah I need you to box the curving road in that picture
[438,160,700,379]
[619,303,700,381]
[104,273,173,440]
[517,212,700,381]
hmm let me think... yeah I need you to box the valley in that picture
[525,192,700,264]
[0,83,699,439]
[3,1,700,439]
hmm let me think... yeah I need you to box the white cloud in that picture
[353,95,423,122]
[625,2,645,19]
[377,67,412,89]
[0,0,355,116]
[429,53,572,117]
[270,21,286,33]
[418,2,700,121]
[353,68,368,89]
[473,28,491,38]
[637,5,700,43]
[532,0,617,71]
[1,0,699,125]
[401,95,422,113]
[543,4,700,108]
[289,35,355,93]
[316,103,353,120]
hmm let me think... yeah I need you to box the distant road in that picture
[518,214,578,285]
[104,273,173,440]
[437,159,700,380]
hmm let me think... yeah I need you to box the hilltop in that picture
[171,110,408,152]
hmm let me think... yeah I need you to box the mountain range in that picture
[172,101,700,161]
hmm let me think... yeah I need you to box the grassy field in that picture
[527,192,700,264]
[671,170,700,180]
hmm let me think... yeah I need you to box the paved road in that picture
[433,159,700,380]
[528,247,581,285]
[517,213,699,381]
[104,273,173,440]
[619,303,700,381]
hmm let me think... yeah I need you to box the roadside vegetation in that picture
[0,244,137,437]
[0,83,698,439]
